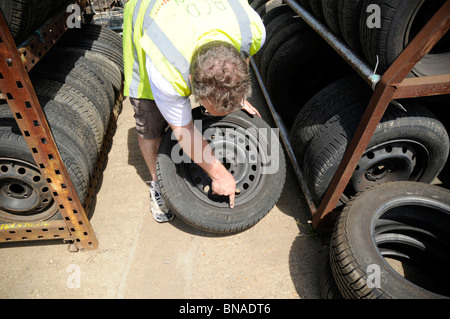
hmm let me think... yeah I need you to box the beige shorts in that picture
[129,97,167,139]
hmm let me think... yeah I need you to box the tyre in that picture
[156,108,286,233]
[61,23,123,55]
[0,119,89,223]
[255,0,283,17]
[0,99,97,179]
[58,24,124,72]
[322,0,342,37]
[260,13,306,83]
[338,0,365,54]
[308,0,325,22]
[51,47,123,95]
[30,53,113,126]
[330,181,450,298]
[0,0,52,43]
[359,0,450,76]
[298,0,311,11]
[320,248,343,299]
[31,78,105,152]
[303,99,450,205]
[45,51,116,111]
[250,0,268,12]
[251,0,284,69]
[290,75,371,164]
[265,29,346,126]
[261,3,293,27]
[418,96,450,186]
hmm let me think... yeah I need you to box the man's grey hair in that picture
[190,41,252,114]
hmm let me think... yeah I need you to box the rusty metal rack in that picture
[252,0,450,231]
[0,0,122,250]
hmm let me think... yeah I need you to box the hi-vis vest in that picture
[123,0,264,99]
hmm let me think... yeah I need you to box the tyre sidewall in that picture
[157,111,286,233]
[334,182,450,298]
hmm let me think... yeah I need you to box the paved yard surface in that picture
[0,71,326,299]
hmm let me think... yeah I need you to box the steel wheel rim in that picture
[0,157,55,221]
[351,140,430,192]
[179,122,268,207]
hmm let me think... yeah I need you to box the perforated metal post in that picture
[0,8,98,250]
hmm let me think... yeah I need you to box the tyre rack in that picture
[251,0,450,232]
[0,0,122,251]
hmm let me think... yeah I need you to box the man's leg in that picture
[137,134,162,182]
[130,97,173,222]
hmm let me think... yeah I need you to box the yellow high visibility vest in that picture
[123,0,264,99]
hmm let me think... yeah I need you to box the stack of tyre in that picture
[250,0,352,127]
[250,1,450,298]
[0,0,74,44]
[0,1,123,223]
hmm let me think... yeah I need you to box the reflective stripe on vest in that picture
[123,0,157,99]
[129,0,144,98]
[229,0,253,57]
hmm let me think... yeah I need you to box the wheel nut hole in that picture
[17,167,26,175]
[1,165,8,173]
[367,152,375,159]
[221,159,231,170]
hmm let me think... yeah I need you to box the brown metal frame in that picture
[0,0,120,250]
[312,0,450,229]
[254,0,450,231]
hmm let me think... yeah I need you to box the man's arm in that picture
[169,120,236,208]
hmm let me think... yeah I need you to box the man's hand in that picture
[241,100,261,118]
[210,161,236,208]
[170,121,236,208]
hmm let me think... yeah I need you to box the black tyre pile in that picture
[0,0,74,44]
[309,0,449,77]
[250,1,450,299]
[251,0,450,127]
[250,0,351,127]
[321,181,450,299]
[0,1,123,223]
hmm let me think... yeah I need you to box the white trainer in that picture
[149,181,174,223]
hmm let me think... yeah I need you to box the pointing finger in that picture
[229,192,235,209]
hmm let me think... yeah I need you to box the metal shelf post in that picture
[0,1,99,250]
[257,0,450,230]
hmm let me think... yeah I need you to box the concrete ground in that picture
[0,72,326,299]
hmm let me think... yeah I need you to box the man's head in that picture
[190,41,252,116]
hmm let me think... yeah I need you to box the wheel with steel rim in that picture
[0,120,89,223]
[0,158,55,222]
[303,99,449,206]
[351,140,430,193]
[156,108,286,233]
[179,122,268,208]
